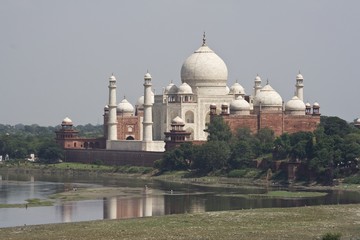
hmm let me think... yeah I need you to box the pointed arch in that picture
[185,110,194,123]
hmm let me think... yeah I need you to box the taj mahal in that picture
[56,34,321,153]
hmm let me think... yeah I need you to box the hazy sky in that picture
[1,0,359,126]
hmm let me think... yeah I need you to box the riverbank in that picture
[0,204,359,240]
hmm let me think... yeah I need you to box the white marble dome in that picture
[313,102,320,107]
[165,83,178,94]
[136,96,144,109]
[177,82,193,94]
[172,116,185,125]
[229,82,245,95]
[180,44,228,89]
[117,98,134,113]
[285,96,306,111]
[230,96,250,111]
[109,75,116,81]
[254,84,283,107]
[296,73,304,80]
[62,117,73,125]
[305,102,311,107]
[144,72,152,79]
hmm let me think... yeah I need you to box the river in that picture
[0,169,359,228]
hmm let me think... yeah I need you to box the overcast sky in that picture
[0,0,359,126]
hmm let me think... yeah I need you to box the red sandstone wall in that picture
[258,112,284,136]
[283,115,320,134]
[64,149,164,167]
[221,112,320,137]
[223,115,258,135]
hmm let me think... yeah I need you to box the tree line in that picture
[0,123,103,163]
[155,116,360,184]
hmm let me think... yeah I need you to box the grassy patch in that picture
[49,187,143,202]
[49,162,115,171]
[249,190,327,199]
[0,198,53,208]
[114,165,153,174]
[217,191,327,199]
[0,204,359,239]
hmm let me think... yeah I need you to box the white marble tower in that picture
[107,74,117,141]
[296,72,304,101]
[253,74,262,97]
[143,72,153,142]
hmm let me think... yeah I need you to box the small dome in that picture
[356,118,360,124]
[136,96,144,109]
[296,73,304,80]
[255,75,262,82]
[313,102,320,107]
[172,116,185,125]
[229,82,245,95]
[230,96,250,111]
[62,117,72,123]
[165,83,178,94]
[109,75,116,81]
[177,82,193,94]
[62,117,73,126]
[254,84,283,107]
[285,96,306,111]
[117,98,134,113]
[144,72,152,79]
[305,102,311,107]
[104,105,109,111]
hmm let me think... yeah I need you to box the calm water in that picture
[0,170,359,228]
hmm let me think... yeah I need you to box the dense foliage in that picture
[0,123,102,162]
[156,116,360,184]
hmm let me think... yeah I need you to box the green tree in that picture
[192,141,230,173]
[321,116,351,137]
[37,140,64,163]
[256,128,275,154]
[156,142,195,171]
[205,116,232,142]
[273,133,291,160]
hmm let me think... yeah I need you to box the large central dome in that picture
[180,42,228,95]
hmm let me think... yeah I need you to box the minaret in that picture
[296,72,304,101]
[107,74,117,141]
[142,72,153,142]
[254,74,262,97]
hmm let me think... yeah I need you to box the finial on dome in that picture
[202,32,206,46]
[266,79,269,85]
[123,95,126,99]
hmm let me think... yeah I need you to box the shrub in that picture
[228,169,260,178]
[321,232,341,240]
[228,169,247,178]
[343,174,360,184]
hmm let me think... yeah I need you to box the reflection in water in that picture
[1,169,360,228]
[102,191,206,220]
